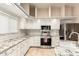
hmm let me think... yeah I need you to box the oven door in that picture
[41,38,51,46]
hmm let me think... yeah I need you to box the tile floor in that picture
[26,40,79,56]
[26,48,55,56]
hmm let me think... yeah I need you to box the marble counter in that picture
[54,40,79,56]
[0,37,29,54]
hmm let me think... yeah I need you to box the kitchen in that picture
[0,3,79,56]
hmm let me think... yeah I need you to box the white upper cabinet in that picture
[19,18,60,30]
[65,5,73,16]
[26,20,40,29]
[51,5,74,17]
[36,5,74,18]
[20,4,75,18]
[19,18,40,29]
[51,19,60,29]
[40,19,51,25]
[31,20,40,29]
[51,6,62,17]
[40,19,60,29]
[72,6,79,16]
[37,7,49,18]
[19,18,26,29]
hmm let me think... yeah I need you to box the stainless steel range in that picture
[41,25,51,47]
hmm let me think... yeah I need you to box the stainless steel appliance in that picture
[41,25,51,46]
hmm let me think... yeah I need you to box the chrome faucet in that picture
[69,32,79,38]
[69,32,79,44]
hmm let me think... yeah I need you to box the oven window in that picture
[41,38,51,46]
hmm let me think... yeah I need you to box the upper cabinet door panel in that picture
[65,5,73,16]
[51,6,62,17]
[29,5,35,17]
[25,20,40,29]
[37,7,49,18]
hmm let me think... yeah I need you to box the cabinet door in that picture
[51,6,61,17]
[52,37,59,47]
[19,18,26,29]
[32,37,40,46]
[65,6,73,16]
[51,19,60,29]
[29,5,35,17]
[26,20,40,29]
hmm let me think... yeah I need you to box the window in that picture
[0,11,18,34]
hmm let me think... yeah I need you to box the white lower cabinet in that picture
[31,36,40,46]
[51,37,59,47]
[29,37,33,46]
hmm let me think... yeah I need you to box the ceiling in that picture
[0,3,28,18]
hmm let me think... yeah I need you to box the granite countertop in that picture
[0,36,29,54]
[54,40,79,56]
[55,46,79,56]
